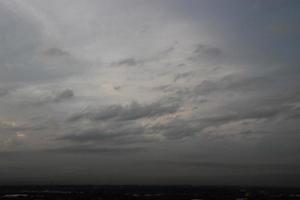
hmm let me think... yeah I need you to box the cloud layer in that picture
[0,0,300,186]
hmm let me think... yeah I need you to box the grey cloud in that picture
[0,146,146,157]
[193,101,293,133]
[119,101,178,121]
[150,119,198,140]
[43,48,70,57]
[152,85,176,93]
[65,117,197,143]
[148,72,298,139]
[112,135,159,145]
[68,100,179,122]
[241,106,290,120]
[194,44,222,57]
[59,129,122,142]
[92,105,124,121]
[113,44,176,67]
[188,44,223,62]
[198,107,287,128]
[161,46,175,56]
[53,89,74,102]
[113,85,122,91]
[45,145,146,154]
[64,68,297,142]
[193,70,300,107]
[58,124,145,143]
[116,58,140,67]
[67,105,122,122]
[0,87,10,97]
[29,89,75,106]
[287,107,300,120]
[194,74,271,95]
[193,71,299,117]
[174,71,194,82]
[154,45,176,59]
[148,104,291,140]
[0,0,299,186]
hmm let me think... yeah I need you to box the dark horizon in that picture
[1,185,300,200]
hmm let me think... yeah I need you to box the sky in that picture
[0,0,300,186]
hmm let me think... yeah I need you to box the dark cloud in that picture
[113,85,122,91]
[174,71,194,82]
[152,85,175,93]
[147,103,292,140]
[151,119,197,140]
[0,146,146,158]
[53,89,74,102]
[59,129,118,142]
[194,44,222,57]
[43,48,69,57]
[116,58,140,67]
[194,74,272,95]
[113,45,176,67]
[185,43,223,64]
[201,105,290,125]
[287,107,300,120]
[161,46,175,56]
[118,101,178,121]
[45,145,146,154]
[27,89,75,106]
[63,67,298,143]
[0,87,10,97]
[192,71,299,118]
[58,123,145,143]
[68,100,179,122]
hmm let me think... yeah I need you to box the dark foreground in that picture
[1,185,300,200]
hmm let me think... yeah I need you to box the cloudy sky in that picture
[0,0,300,186]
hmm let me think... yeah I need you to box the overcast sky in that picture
[0,0,300,186]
